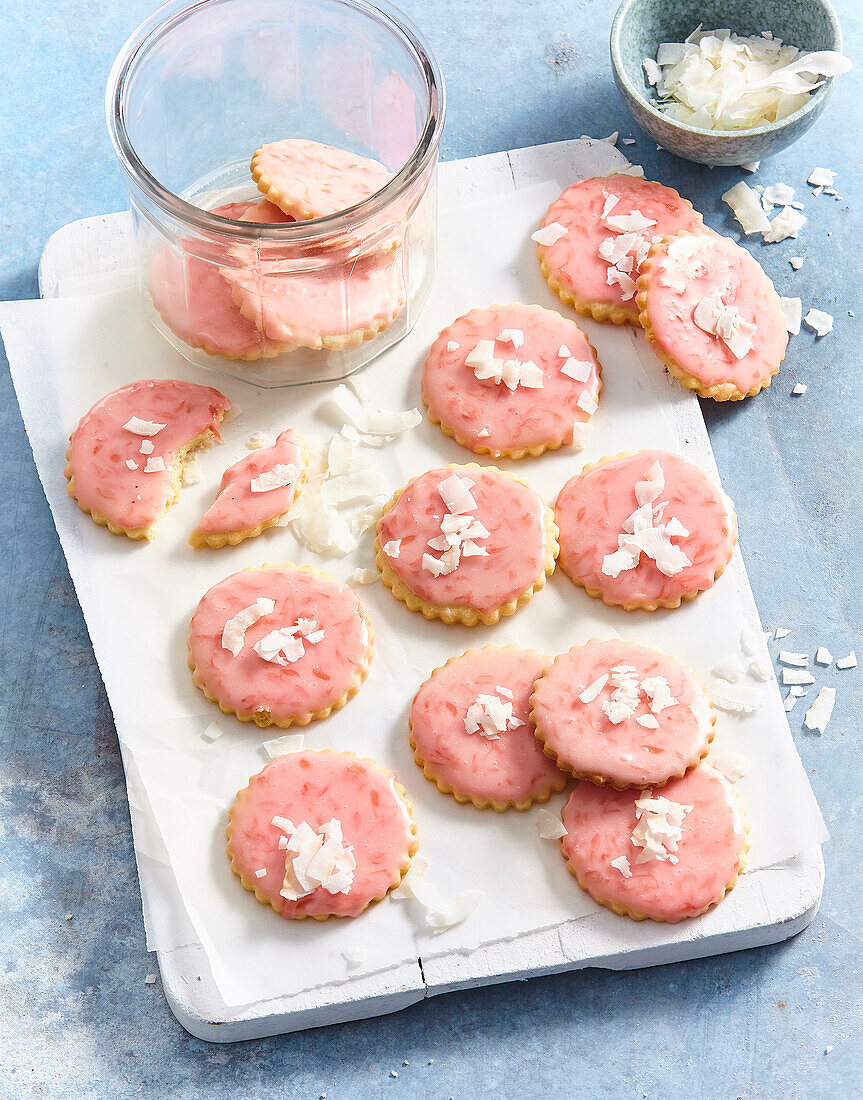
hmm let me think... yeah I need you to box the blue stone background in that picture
[1,0,860,1095]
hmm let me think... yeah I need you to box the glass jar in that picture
[106,0,445,387]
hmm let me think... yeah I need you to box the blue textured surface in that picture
[1,0,861,1095]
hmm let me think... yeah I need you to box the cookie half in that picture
[559,765,748,923]
[555,449,737,611]
[422,302,602,459]
[530,639,715,789]
[375,464,559,626]
[637,229,788,400]
[409,646,569,811]
[188,564,373,727]
[65,378,230,541]
[189,428,308,548]
[536,174,703,324]
[226,749,418,921]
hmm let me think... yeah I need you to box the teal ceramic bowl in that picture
[610,0,843,165]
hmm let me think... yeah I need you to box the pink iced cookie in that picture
[376,465,558,626]
[226,750,417,920]
[188,565,373,727]
[638,230,788,400]
[537,175,703,323]
[221,249,405,351]
[555,449,737,611]
[421,303,603,459]
[149,200,294,361]
[189,429,307,548]
[409,646,569,810]
[530,639,715,789]
[65,378,230,541]
[251,138,392,220]
[559,765,747,923]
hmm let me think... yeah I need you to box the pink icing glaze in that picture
[377,466,549,614]
[531,639,714,788]
[228,751,415,919]
[555,449,737,607]
[191,429,305,539]
[188,566,371,722]
[149,200,293,360]
[560,765,745,922]
[252,138,392,218]
[68,379,230,533]
[220,250,404,348]
[642,230,788,394]
[421,304,602,457]
[410,647,567,807]
[537,175,703,316]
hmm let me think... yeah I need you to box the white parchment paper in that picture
[1,149,826,1008]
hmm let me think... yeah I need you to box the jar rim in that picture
[106,0,445,240]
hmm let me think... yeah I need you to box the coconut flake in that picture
[636,714,660,729]
[263,733,305,759]
[382,539,401,558]
[762,183,796,208]
[741,161,760,173]
[577,390,598,415]
[446,340,460,352]
[277,818,356,900]
[532,222,568,246]
[775,627,791,639]
[711,684,763,715]
[713,656,744,683]
[778,651,809,667]
[201,721,224,743]
[342,945,367,969]
[722,182,771,235]
[804,309,834,337]
[693,295,756,358]
[464,691,522,739]
[143,456,165,473]
[837,652,857,670]
[438,474,477,514]
[789,257,804,270]
[630,791,692,864]
[125,459,138,471]
[250,463,299,494]
[763,206,806,243]
[815,646,833,666]
[782,668,815,686]
[578,675,609,705]
[748,658,772,682]
[780,297,802,335]
[808,167,836,188]
[391,857,483,932]
[605,211,657,234]
[559,356,594,387]
[221,597,275,656]
[498,328,525,348]
[792,383,808,395]
[803,687,836,734]
[535,809,567,840]
[123,416,167,436]
[332,384,422,438]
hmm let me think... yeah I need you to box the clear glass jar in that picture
[106,0,444,387]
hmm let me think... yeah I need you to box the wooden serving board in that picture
[38,141,823,1042]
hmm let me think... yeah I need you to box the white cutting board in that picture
[37,140,823,1042]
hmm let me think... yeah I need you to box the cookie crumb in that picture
[64,913,73,921]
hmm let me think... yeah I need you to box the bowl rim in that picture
[106,0,446,240]
[609,0,843,141]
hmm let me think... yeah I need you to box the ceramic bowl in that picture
[610,0,843,165]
